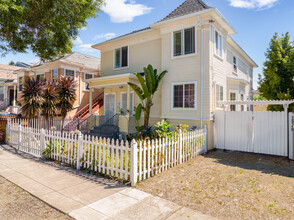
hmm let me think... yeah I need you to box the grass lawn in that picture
[136,150,294,220]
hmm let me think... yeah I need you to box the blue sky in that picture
[1,0,294,89]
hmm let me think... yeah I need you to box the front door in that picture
[9,90,14,105]
[104,93,116,124]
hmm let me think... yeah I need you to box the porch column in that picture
[127,85,131,116]
[89,88,93,116]
[13,84,16,106]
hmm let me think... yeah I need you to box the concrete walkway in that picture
[0,145,215,220]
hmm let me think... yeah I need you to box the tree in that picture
[0,0,103,61]
[128,65,167,131]
[258,33,294,111]
[41,80,58,130]
[8,61,15,66]
[56,77,77,133]
[21,78,44,124]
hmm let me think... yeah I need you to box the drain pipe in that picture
[198,16,204,129]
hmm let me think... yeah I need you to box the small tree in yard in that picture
[128,65,167,132]
[56,77,77,133]
[41,81,58,130]
[21,78,44,124]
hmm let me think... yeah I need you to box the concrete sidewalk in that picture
[0,145,215,220]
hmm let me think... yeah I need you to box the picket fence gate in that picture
[6,123,208,186]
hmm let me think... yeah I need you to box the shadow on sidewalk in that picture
[0,144,128,190]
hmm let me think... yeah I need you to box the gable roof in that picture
[159,0,211,22]
[58,52,100,70]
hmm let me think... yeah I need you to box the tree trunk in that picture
[144,106,150,131]
[61,117,65,134]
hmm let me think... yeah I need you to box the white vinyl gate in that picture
[215,111,288,157]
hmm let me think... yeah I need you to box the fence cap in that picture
[218,100,294,106]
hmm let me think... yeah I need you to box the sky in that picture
[1,0,294,89]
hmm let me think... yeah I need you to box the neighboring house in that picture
[85,0,258,146]
[0,64,21,113]
[14,52,103,118]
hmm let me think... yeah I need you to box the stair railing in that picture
[99,113,120,137]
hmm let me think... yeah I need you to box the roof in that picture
[58,52,100,70]
[159,0,211,22]
[0,64,20,80]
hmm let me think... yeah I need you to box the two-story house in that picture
[85,0,258,147]
[15,52,103,118]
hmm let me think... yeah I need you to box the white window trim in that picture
[214,29,223,59]
[18,76,23,93]
[120,91,135,115]
[171,26,197,59]
[65,69,76,79]
[113,46,129,70]
[51,69,58,80]
[171,81,197,110]
[83,73,94,91]
[215,83,224,110]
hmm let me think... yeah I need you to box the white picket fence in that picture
[6,123,207,186]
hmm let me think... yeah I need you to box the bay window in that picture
[114,46,128,69]
[172,82,196,109]
[173,27,196,57]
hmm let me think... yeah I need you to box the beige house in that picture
[15,52,102,118]
[85,0,258,147]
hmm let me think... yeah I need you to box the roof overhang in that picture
[227,77,250,85]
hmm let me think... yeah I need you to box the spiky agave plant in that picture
[56,76,77,133]
[21,78,44,125]
[41,80,58,131]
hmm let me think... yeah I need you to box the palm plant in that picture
[21,78,44,125]
[56,76,77,133]
[128,64,167,131]
[41,80,58,130]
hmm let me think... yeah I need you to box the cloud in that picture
[80,26,88,31]
[102,0,152,23]
[93,33,116,41]
[228,0,279,10]
[72,36,83,45]
[76,44,96,53]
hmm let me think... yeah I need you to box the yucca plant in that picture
[21,78,44,125]
[128,64,167,131]
[41,80,58,130]
[56,76,77,133]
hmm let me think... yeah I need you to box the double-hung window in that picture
[0,86,4,101]
[84,73,93,91]
[173,82,196,109]
[52,69,58,80]
[114,46,128,69]
[18,76,23,92]
[215,30,222,57]
[65,69,75,78]
[173,27,195,57]
[233,56,237,73]
[216,84,224,108]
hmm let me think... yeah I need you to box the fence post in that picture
[179,130,183,164]
[77,132,83,170]
[40,128,45,158]
[204,125,208,153]
[18,124,22,151]
[28,127,31,153]
[130,140,138,187]
[6,123,9,144]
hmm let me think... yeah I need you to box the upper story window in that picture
[114,46,128,69]
[36,73,45,81]
[84,73,93,91]
[65,69,75,78]
[216,84,224,109]
[52,69,58,80]
[172,82,196,109]
[173,27,195,57]
[18,76,23,92]
[233,56,237,72]
[215,30,222,57]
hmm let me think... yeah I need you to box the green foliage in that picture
[8,61,15,66]
[42,139,54,159]
[258,32,294,111]
[253,94,266,101]
[0,0,103,61]
[128,64,167,131]
[154,120,174,138]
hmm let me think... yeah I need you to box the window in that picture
[114,46,128,69]
[65,69,75,78]
[84,73,93,91]
[120,92,134,115]
[0,86,4,101]
[216,84,224,108]
[233,56,237,72]
[173,27,195,57]
[52,69,58,80]
[215,30,222,57]
[36,74,45,81]
[230,92,236,111]
[18,76,23,92]
[241,94,244,111]
[173,82,196,109]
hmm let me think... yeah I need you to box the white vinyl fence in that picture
[6,123,207,186]
[215,111,288,157]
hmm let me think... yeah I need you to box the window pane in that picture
[121,93,127,115]
[52,69,58,79]
[218,35,222,56]
[115,49,121,68]
[215,31,219,52]
[220,86,223,101]
[121,46,128,67]
[65,70,75,78]
[173,85,183,108]
[85,74,93,90]
[173,31,182,56]
[37,74,45,81]
[184,27,195,55]
[184,84,195,108]
[0,86,4,101]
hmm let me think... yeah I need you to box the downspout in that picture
[199,16,204,129]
